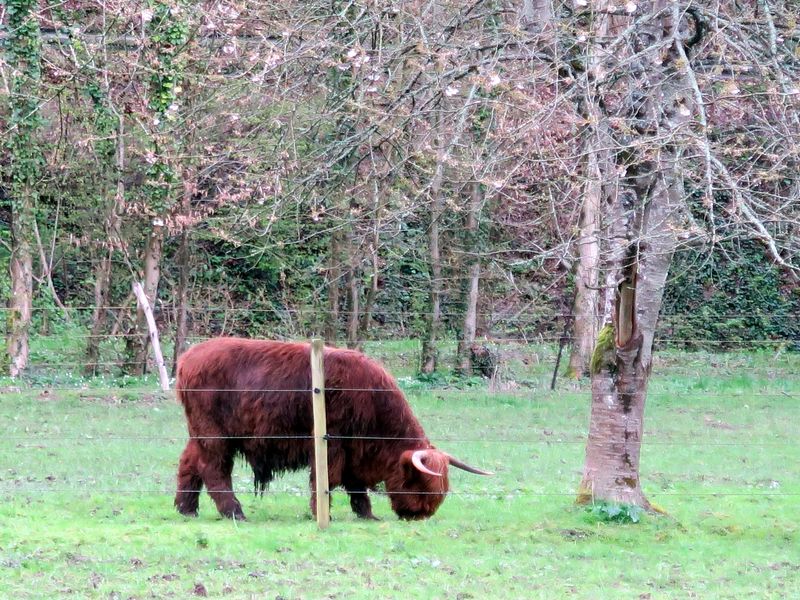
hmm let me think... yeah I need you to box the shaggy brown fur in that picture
[174,338,465,520]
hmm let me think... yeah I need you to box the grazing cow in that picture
[174,338,491,520]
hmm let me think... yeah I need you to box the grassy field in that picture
[1,339,799,598]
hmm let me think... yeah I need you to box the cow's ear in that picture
[398,450,416,476]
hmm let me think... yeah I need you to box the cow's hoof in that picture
[357,513,380,521]
[220,506,247,521]
[176,504,199,517]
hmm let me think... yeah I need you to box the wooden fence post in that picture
[310,338,330,529]
[132,282,170,391]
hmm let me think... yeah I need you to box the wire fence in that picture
[2,310,798,514]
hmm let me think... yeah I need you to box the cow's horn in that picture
[445,453,494,476]
[411,450,443,477]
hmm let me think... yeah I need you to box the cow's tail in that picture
[175,380,186,406]
[174,359,189,408]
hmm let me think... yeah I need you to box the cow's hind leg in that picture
[175,439,204,516]
[200,445,246,520]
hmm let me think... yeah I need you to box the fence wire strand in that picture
[4,306,800,318]
[1,435,798,446]
[11,329,800,342]
[1,488,797,498]
[4,388,798,400]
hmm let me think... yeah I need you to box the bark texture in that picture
[521,0,553,34]
[578,164,680,508]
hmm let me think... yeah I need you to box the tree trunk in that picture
[86,115,125,375]
[4,1,41,377]
[324,229,343,344]
[7,202,33,377]
[567,150,602,378]
[85,118,125,375]
[31,206,68,314]
[456,182,483,375]
[345,235,360,349]
[84,248,113,376]
[171,229,191,376]
[578,160,680,508]
[171,175,195,375]
[578,0,685,509]
[126,223,164,375]
[420,188,443,374]
[358,237,380,348]
[358,183,382,348]
[520,0,553,34]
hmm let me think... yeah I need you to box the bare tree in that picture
[575,0,695,508]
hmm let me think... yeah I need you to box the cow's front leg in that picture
[345,480,377,520]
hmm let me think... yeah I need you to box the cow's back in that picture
[176,338,312,437]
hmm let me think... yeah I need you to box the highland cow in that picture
[174,338,491,520]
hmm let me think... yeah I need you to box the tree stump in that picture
[469,344,498,378]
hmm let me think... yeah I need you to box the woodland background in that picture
[1,0,798,378]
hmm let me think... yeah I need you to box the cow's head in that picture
[389,449,493,520]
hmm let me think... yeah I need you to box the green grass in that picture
[1,340,799,598]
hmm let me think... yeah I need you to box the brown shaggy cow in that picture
[174,338,491,520]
